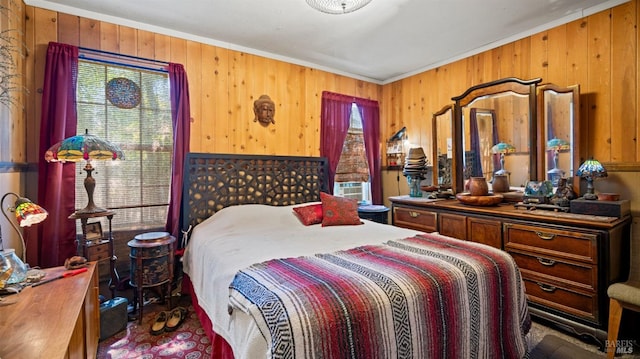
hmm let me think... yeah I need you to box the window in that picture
[75,60,172,231]
[333,103,371,204]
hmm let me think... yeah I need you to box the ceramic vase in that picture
[492,174,510,193]
[468,177,489,196]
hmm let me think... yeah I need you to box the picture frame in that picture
[85,222,103,243]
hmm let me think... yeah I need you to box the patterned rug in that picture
[98,298,212,359]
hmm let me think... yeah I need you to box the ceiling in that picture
[27,0,628,84]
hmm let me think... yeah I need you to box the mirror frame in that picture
[537,83,581,192]
[432,104,455,192]
[451,77,542,194]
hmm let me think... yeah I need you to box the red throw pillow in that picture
[320,192,363,227]
[293,203,323,225]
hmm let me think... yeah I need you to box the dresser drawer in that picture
[86,241,110,261]
[509,249,596,290]
[523,277,597,322]
[504,223,597,263]
[393,206,437,232]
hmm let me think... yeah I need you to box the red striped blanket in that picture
[229,233,530,359]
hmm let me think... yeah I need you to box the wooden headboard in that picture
[181,153,329,233]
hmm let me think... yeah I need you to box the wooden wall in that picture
[382,0,639,170]
[4,1,638,209]
[19,6,381,165]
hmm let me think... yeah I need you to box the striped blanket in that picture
[229,233,531,359]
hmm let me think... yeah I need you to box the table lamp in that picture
[1,192,48,260]
[44,129,124,214]
[576,158,607,200]
[546,138,570,176]
[491,142,515,175]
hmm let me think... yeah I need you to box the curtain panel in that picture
[165,63,191,241]
[33,42,79,267]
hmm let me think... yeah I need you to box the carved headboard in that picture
[181,153,329,234]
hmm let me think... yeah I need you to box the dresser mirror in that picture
[432,104,454,193]
[452,77,542,194]
[538,84,581,191]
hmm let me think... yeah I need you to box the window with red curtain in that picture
[320,91,382,204]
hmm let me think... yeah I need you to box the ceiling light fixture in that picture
[306,0,372,14]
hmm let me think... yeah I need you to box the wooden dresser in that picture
[0,262,100,359]
[389,195,632,344]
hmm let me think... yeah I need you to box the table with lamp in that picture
[45,129,124,299]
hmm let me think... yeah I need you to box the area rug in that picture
[97,300,212,359]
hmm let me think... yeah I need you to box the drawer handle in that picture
[537,257,556,266]
[409,211,420,218]
[537,282,557,292]
[536,231,556,240]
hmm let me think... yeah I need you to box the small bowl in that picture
[597,193,620,201]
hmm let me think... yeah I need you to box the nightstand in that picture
[357,204,390,224]
[128,231,176,324]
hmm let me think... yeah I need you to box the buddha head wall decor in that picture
[253,94,276,125]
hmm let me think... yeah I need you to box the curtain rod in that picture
[78,46,169,73]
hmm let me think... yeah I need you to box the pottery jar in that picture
[468,177,489,196]
[492,174,510,193]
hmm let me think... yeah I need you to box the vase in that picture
[0,248,28,284]
[492,174,510,193]
[407,176,422,197]
[468,177,489,196]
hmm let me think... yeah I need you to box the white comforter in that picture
[182,203,421,358]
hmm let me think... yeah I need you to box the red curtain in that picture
[319,91,382,204]
[165,63,191,240]
[320,92,351,195]
[33,42,79,267]
[357,98,382,204]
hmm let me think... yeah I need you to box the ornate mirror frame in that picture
[432,104,455,193]
[537,84,581,192]
[451,77,542,194]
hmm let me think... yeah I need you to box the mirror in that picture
[467,108,497,182]
[452,78,542,194]
[432,105,454,193]
[538,84,580,191]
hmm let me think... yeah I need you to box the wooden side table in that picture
[357,204,390,224]
[128,231,176,324]
[69,210,118,298]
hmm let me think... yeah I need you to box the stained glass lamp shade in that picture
[576,158,607,200]
[1,192,48,262]
[45,129,124,214]
[491,142,516,175]
[546,138,570,175]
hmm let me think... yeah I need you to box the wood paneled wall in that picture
[382,1,639,169]
[7,1,640,180]
[21,6,381,164]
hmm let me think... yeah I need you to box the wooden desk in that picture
[0,262,100,359]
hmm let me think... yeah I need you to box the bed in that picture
[180,153,531,359]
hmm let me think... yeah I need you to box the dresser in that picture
[389,196,631,344]
[0,262,100,359]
